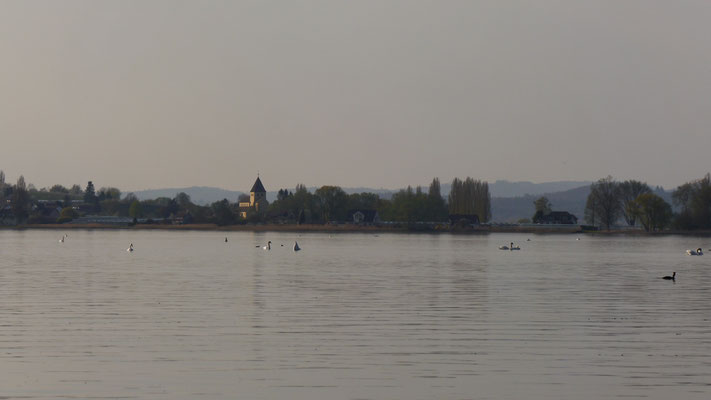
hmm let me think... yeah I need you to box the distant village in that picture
[1,176,413,228]
[1,170,709,232]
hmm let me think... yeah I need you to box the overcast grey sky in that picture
[1,1,710,192]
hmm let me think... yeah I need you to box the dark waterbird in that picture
[662,272,676,280]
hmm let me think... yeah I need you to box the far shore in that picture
[2,223,710,236]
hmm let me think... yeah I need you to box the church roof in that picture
[250,177,266,193]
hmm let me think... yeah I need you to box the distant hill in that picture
[128,181,594,206]
[338,187,397,199]
[129,186,245,205]
[491,185,675,223]
[346,180,593,200]
[129,186,399,204]
[486,180,592,197]
[492,186,591,223]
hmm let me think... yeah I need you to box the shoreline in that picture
[2,223,710,236]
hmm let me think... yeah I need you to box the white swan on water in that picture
[127,243,134,252]
[293,241,301,251]
[59,234,66,243]
[263,241,271,250]
[500,242,520,251]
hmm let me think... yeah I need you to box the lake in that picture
[0,230,710,399]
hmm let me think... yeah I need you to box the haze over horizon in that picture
[2,1,710,192]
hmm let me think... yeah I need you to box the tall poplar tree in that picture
[448,177,491,222]
[12,175,30,222]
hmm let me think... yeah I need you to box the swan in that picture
[686,248,703,256]
[662,272,676,280]
[224,237,228,243]
[293,241,301,251]
[498,245,509,250]
[59,234,66,243]
[127,243,134,252]
[263,241,271,250]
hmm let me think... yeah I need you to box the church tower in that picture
[239,176,269,218]
[249,176,268,212]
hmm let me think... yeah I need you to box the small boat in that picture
[510,246,521,250]
[498,245,509,250]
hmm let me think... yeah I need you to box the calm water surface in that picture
[1,230,710,399]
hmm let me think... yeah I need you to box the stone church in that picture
[238,176,268,218]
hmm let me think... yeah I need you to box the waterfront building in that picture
[239,176,268,218]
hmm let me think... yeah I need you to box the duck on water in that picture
[662,272,676,280]
[686,248,703,256]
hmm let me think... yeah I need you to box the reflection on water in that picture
[0,230,710,399]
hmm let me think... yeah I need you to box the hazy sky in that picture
[1,1,710,192]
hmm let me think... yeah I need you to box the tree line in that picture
[244,177,489,226]
[582,174,711,231]
[0,171,492,227]
[3,168,710,231]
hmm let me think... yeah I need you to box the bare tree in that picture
[619,180,651,226]
[532,196,552,222]
[673,173,711,230]
[533,196,552,214]
[584,176,622,230]
[634,193,672,231]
